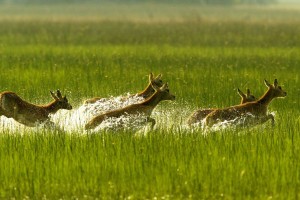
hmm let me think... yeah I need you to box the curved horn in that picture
[155,74,162,80]
[246,89,251,96]
[237,88,246,98]
[56,90,63,99]
[50,91,58,100]
[151,81,160,91]
[149,73,154,83]
[264,79,271,87]
[160,83,168,91]
[274,79,278,87]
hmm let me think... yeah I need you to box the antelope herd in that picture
[0,73,287,131]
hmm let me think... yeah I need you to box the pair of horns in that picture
[265,79,278,88]
[151,82,169,91]
[50,90,64,100]
[149,73,169,91]
[237,88,251,97]
[149,73,162,82]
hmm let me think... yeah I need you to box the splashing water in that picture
[0,93,146,134]
[52,94,190,134]
[0,93,189,134]
[0,93,275,134]
[206,111,277,133]
[185,111,277,136]
[52,93,148,132]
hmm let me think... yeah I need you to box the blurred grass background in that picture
[0,2,299,199]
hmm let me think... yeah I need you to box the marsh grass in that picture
[0,3,299,199]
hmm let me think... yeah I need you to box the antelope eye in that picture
[278,86,282,89]
[166,89,169,92]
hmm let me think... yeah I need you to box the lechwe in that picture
[205,79,286,127]
[85,83,175,130]
[187,88,256,125]
[84,73,164,104]
[0,90,72,127]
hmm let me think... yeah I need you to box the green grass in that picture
[0,3,300,199]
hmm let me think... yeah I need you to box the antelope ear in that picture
[264,79,271,87]
[149,73,154,83]
[56,90,63,99]
[247,89,251,96]
[237,88,245,98]
[151,81,160,91]
[155,74,162,80]
[274,79,278,87]
[50,91,58,100]
[160,83,168,91]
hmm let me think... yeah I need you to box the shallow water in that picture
[0,94,276,134]
[53,93,149,132]
[0,93,184,134]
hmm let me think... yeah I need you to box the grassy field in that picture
[0,3,300,199]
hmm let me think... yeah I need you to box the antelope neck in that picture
[42,100,60,114]
[256,88,274,106]
[141,91,162,107]
[138,83,154,98]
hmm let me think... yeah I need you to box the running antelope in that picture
[205,79,286,127]
[85,83,175,130]
[84,73,163,104]
[187,88,256,125]
[0,90,72,127]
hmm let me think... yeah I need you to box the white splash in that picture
[205,111,277,133]
[52,93,147,132]
[0,93,148,134]
[0,95,275,134]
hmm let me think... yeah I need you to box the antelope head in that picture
[50,90,73,110]
[151,82,176,101]
[237,88,257,104]
[264,79,287,98]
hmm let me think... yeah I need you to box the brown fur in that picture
[0,90,72,127]
[205,79,286,127]
[84,73,163,104]
[187,88,256,125]
[85,83,175,130]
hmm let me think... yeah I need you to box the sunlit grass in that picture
[1,124,299,199]
[0,4,300,199]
